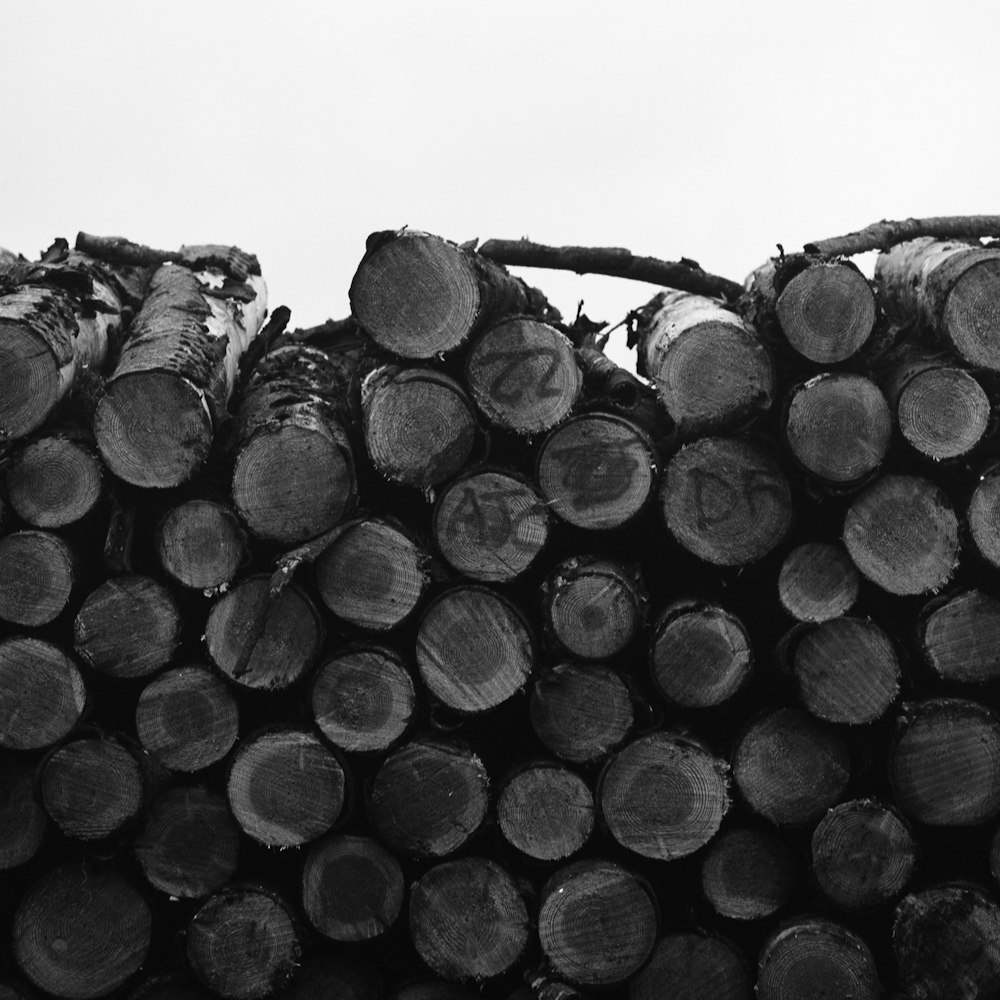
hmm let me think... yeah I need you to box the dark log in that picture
[409,858,529,981]
[226,728,346,848]
[842,474,960,596]
[301,833,404,942]
[389,983,478,1000]
[73,574,182,680]
[967,465,1000,571]
[0,530,77,626]
[629,932,751,1000]
[888,698,1000,826]
[535,412,658,530]
[598,731,730,860]
[12,864,151,1000]
[155,498,247,592]
[700,825,795,921]
[918,589,1000,684]
[186,885,302,1000]
[127,975,215,1000]
[649,599,753,709]
[415,585,534,713]
[366,738,489,859]
[661,436,793,566]
[0,753,48,871]
[805,214,1000,257]
[778,542,859,623]
[496,762,594,861]
[733,707,850,826]
[811,799,917,910]
[350,230,528,359]
[529,662,634,764]
[0,637,87,751]
[134,664,240,772]
[134,786,239,899]
[284,954,381,1000]
[536,859,658,987]
[311,644,416,754]
[432,468,549,583]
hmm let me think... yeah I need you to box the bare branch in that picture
[76,232,261,281]
[804,216,1000,258]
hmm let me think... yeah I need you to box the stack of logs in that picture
[4,224,1000,999]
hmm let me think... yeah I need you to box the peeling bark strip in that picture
[805,214,1000,257]
[95,263,267,488]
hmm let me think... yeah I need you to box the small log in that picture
[156,498,247,592]
[888,698,1000,826]
[350,230,528,358]
[311,644,416,754]
[496,762,594,861]
[226,728,346,848]
[186,885,302,1000]
[968,465,1000,571]
[629,932,751,1000]
[464,317,581,434]
[541,556,645,661]
[537,859,658,987]
[529,662,634,764]
[649,599,753,709]
[842,474,960,596]
[535,412,658,530]
[432,468,550,583]
[0,753,48,870]
[366,738,489,858]
[811,799,917,910]
[733,707,850,826]
[12,864,151,1000]
[301,833,404,942]
[73,574,182,680]
[661,436,793,566]
[409,858,529,981]
[134,786,240,899]
[778,542,859,623]
[134,665,240,772]
[783,373,891,487]
[756,918,881,1000]
[599,731,730,860]
[0,637,87,750]
[0,530,77,626]
[415,585,534,713]
[700,825,796,921]
[918,589,1000,684]
[635,290,774,438]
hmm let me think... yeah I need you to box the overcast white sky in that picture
[3,1,998,367]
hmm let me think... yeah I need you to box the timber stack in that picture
[4,219,1000,999]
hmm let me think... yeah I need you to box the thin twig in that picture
[804,215,1000,258]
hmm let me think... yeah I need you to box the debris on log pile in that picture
[5,220,1000,998]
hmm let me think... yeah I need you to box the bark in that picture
[968,464,1000,571]
[0,530,77,626]
[700,825,795,921]
[805,214,1000,257]
[629,932,751,1000]
[778,542,859,623]
[0,753,48,871]
[155,498,247,592]
[918,589,1000,684]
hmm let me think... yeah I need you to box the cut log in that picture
[389,982,478,1000]
[464,317,581,433]
[918,589,1000,684]
[0,530,77,626]
[629,932,751,1000]
[301,833,404,942]
[226,728,346,848]
[415,585,534,713]
[284,954,381,1000]
[528,662,634,764]
[432,468,549,583]
[127,976,215,1000]
[0,637,87,750]
[350,230,528,359]
[842,474,959,595]
[778,542,859,623]
[134,786,240,899]
[496,762,594,861]
[94,263,266,487]
[535,412,658,530]
[783,373,891,487]
[537,859,658,987]
[366,738,489,858]
[134,665,239,772]
[635,290,774,438]
[156,498,247,592]
[733,707,850,826]
[700,825,795,921]
[40,734,144,841]
[203,574,323,690]
[311,644,416,754]
[409,858,529,981]
[598,731,730,860]
[186,885,302,1000]
[661,436,793,566]
[756,918,881,1000]
[888,698,1000,826]
[811,799,917,910]
[12,864,151,1000]
[541,556,645,661]
[73,574,182,680]
[649,600,753,709]
[967,465,1000,571]
[361,364,478,489]
[0,753,48,870]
